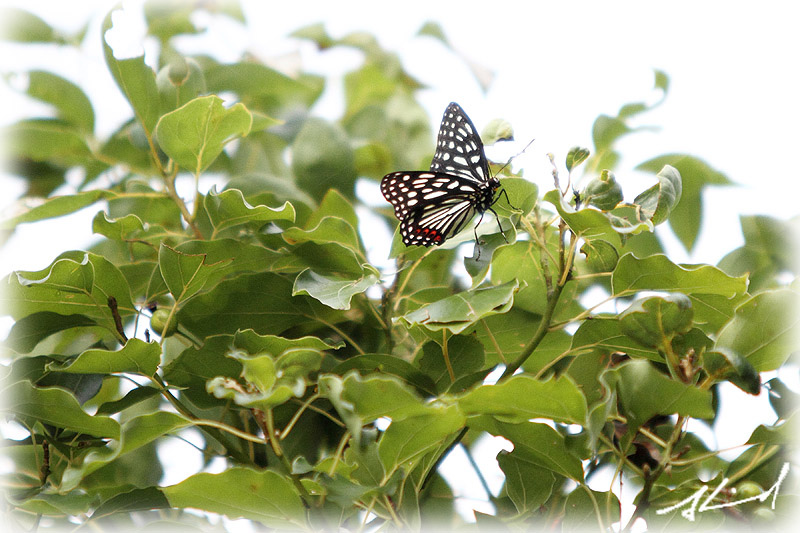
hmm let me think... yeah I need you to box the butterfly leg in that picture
[472,213,488,261]
[474,211,486,245]
[488,207,509,244]
[495,187,518,211]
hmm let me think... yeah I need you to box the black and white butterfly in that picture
[381,102,510,248]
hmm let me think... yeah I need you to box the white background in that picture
[1,0,798,530]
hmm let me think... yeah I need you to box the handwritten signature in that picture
[656,462,790,522]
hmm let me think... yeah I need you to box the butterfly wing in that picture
[429,102,490,184]
[380,103,499,247]
[380,171,482,246]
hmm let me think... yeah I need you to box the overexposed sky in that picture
[2,0,798,270]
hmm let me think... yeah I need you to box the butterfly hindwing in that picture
[381,171,483,245]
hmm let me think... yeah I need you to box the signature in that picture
[656,462,790,522]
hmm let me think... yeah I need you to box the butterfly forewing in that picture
[429,102,490,184]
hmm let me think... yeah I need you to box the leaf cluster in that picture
[1,4,797,532]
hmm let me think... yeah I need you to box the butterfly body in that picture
[381,102,506,247]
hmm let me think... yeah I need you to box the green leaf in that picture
[208,331,330,409]
[282,216,363,258]
[481,117,514,145]
[704,347,761,395]
[415,335,485,394]
[24,70,95,133]
[60,411,191,491]
[465,230,517,288]
[592,115,630,154]
[99,120,154,173]
[163,468,308,529]
[3,380,120,439]
[144,1,198,42]
[611,253,748,298]
[4,312,97,353]
[570,317,660,362]
[563,488,620,532]
[156,57,207,112]
[497,450,556,514]
[590,115,631,171]
[96,386,161,415]
[2,251,135,328]
[158,243,233,305]
[543,189,624,245]
[379,405,465,479]
[636,154,731,251]
[12,491,94,516]
[746,413,797,445]
[203,188,295,237]
[5,118,91,166]
[632,164,682,225]
[306,188,360,230]
[162,335,245,408]
[332,354,438,397]
[619,293,694,349]
[566,146,590,172]
[580,239,620,272]
[471,417,584,481]
[175,239,289,280]
[92,211,167,244]
[2,190,110,230]
[291,117,357,202]
[491,241,550,314]
[719,215,799,292]
[603,360,714,427]
[458,374,587,425]
[1,7,58,42]
[714,289,799,371]
[155,95,252,174]
[176,272,337,337]
[292,268,379,310]
[318,372,430,431]
[765,378,800,420]
[290,22,335,49]
[204,61,322,115]
[397,280,519,334]
[102,8,161,134]
[584,169,623,211]
[91,487,170,519]
[167,330,340,409]
[417,20,449,44]
[47,338,161,376]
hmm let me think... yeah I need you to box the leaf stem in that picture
[280,393,320,440]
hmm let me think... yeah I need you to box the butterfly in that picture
[380,102,511,249]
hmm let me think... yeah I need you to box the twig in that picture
[107,296,128,343]
[622,415,688,532]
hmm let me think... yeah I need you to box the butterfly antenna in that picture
[494,137,536,176]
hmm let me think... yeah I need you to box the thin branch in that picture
[500,277,566,380]
[622,415,688,532]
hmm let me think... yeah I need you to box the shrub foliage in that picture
[1,3,797,531]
